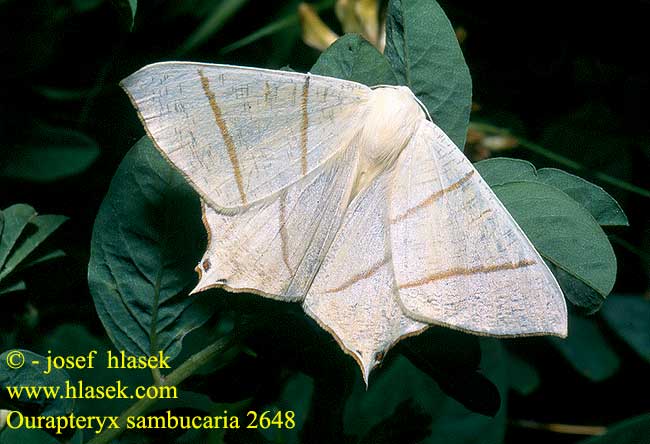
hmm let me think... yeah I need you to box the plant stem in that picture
[470,122,650,199]
[150,367,162,386]
[511,419,607,436]
[219,0,335,54]
[86,335,233,444]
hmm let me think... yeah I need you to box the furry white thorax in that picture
[352,86,425,197]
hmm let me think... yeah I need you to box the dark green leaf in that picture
[111,0,138,30]
[0,428,61,444]
[127,0,136,18]
[260,373,313,444]
[358,400,432,444]
[506,352,540,396]
[477,158,628,227]
[549,263,604,314]
[536,168,628,226]
[0,280,26,295]
[474,158,537,186]
[0,204,37,272]
[492,181,617,301]
[88,137,213,361]
[38,324,151,417]
[601,295,650,363]
[311,34,397,86]
[33,86,91,101]
[72,0,104,13]
[0,214,67,282]
[550,314,619,381]
[0,349,73,417]
[344,339,507,443]
[577,413,650,444]
[0,126,99,182]
[180,0,249,53]
[22,249,66,268]
[70,430,84,444]
[397,327,500,416]
[384,0,472,149]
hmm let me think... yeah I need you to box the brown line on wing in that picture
[324,256,390,294]
[198,69,247,205]
[300,75,310,176]
[264,81,271,105]
[398,259,537,290]
[390,170,475,224]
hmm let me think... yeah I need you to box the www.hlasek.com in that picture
[4,379,177,401]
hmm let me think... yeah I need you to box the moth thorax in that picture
[352,86,424,195]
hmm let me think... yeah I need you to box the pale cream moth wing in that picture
[120,62,370,211]
[389,119,568,337]
[304,170,427,383]
[193,144,359,302]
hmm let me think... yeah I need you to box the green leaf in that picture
[0,204,66,291]
[577,413,650,444]
[506,352,540,396]
[0,349,74,417]
[0,428,61,444]
[260,373,313,444]
[0,126,99,182]
[180,0,249,53]
[536,168,628,226]
[474,158,537,186]
[397,328,499,417]
[477,158,628,227]
[0,280,26,295]
[549,263,604,314]
[127,0,136,18]
[344,339,507,443]
[384,0,472,149]
[0,214,67,282]
[111,0,138,30]
[38,324,151,416]
[88,137,214,361]
[0,204,37,272]
[72,0,104,13]
[492,181,617,301]
[33,85,91,101]
[311,34,397,86]
[550,314,620,381]
[163,397,246,443]
[22,249,66,268]
[601,295,650,363]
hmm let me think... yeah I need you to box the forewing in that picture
[194,145,359,302]
[389,120,567,337]
[121,62,370,210]
[304,171,427,383]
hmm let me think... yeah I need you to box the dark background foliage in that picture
[1,0,649,443]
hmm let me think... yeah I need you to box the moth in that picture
[121,62,568,383]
